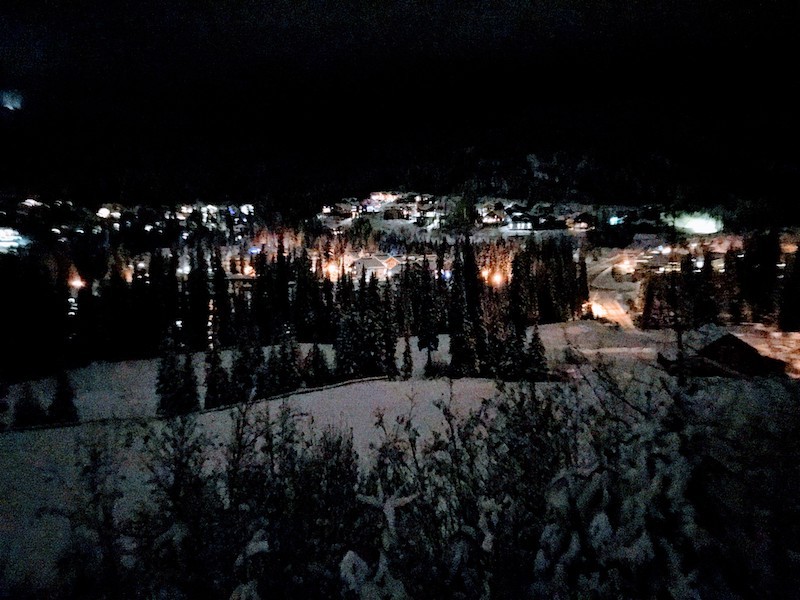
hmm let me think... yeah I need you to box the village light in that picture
[97,207,111,219]
[69,277,85,289]
[481,268,490,279]
[491,272,504,286]
[591,302,607,318]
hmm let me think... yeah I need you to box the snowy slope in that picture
[0,376,496,588]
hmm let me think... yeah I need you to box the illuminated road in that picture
[586,251,640,330]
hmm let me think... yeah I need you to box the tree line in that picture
[1,232,587,414]
[639,230,800,331]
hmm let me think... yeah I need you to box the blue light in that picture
[609,216,622,226]
[249,246,260,255]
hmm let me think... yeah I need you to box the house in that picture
[507,214,534,231]
[657,324,786,377]
[351,256,388,280]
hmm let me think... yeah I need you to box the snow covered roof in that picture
[352,257,386,270]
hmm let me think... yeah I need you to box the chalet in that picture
[507,214,534,231]
[658,324,786,378]
[482,209,505,225]
[351,256,388,280]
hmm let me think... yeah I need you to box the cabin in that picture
[658,324,786,378]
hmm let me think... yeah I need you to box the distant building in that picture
[658,324,786,377]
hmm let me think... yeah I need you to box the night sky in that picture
[1,1,798,210]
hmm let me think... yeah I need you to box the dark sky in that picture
[1,1,798,208]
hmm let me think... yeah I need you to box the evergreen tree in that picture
[461,236,487,368]
[274,234,291,327]
[401,331,413,380]
[741,230,781,322]
[204,343,230,409]
[779,253,800,331]
[448,244,479,377]
[177,352,200,415]
[524,323,548,382]
[49,369,79,424]
[156,327,184,416]
[724,249,744,324]
[640,275,657,329]
[303,342,332,388]
[230,337,262,404]
[291,248,317,341]
[210,248,234,347]
[577,251,590,309]
[380,281,400,380]
[334,308,361,380]
[261,345,282,396]
[416,256,440,374]
[277,327,302,393]
[694,250,719,326]
[509,249,532,333]
[13,382,48,428]
[184,246,211,351]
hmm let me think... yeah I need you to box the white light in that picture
[591,302,607,318]
[144,224,154,232]
[97,207,111,219]
[1,90,22,111]
[667,212,722,235]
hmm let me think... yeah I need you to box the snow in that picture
[0,376,496,588]
[0,314,796,589]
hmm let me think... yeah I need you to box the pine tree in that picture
[694,250,718,326]
[461,236,487,368]
[204,343,230,409]
[724,249,744,324]
[525,323,548,382]
[360,274,384,376]
[13,382,48,428]
[278,327,302,392]
[577,251,590,309]
[640,275,657,329]
[230,337,262,404]
[177,352,200,415]
[448,245,479,377]
[401,331,413,380]
[49,369,79,424]
[303,342,332,388]
[380,281,400,380]
[779,254,800,331]
[157,327,184,416]
[210,248,234,347]
[184,246,211,351]
[416,256,440,374]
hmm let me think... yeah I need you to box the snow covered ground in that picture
[0,331,497,589]
[2,319,797,589]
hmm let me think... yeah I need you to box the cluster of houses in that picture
[316,191,670,236]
